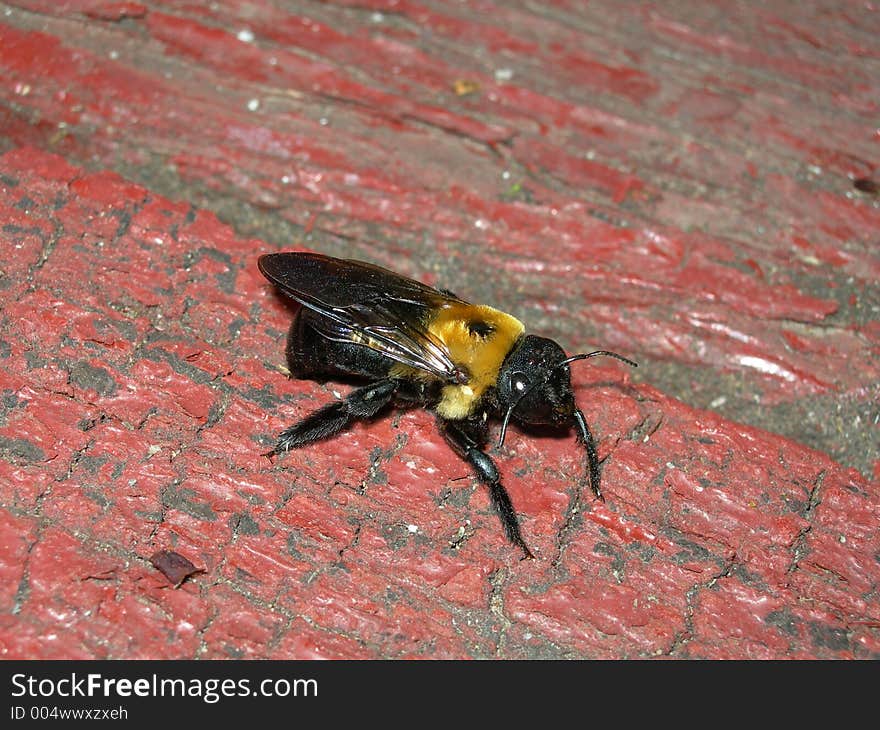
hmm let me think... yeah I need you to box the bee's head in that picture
[497,335,574,427]
[496,337,638,446]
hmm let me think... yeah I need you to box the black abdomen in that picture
[286,308,394,382]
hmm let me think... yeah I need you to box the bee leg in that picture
[269,379,398,456]
[573,408,603,501]
[440,418,534,560]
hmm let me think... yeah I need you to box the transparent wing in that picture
[259,252,467,383]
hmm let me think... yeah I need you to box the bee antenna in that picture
[560,350,639,369]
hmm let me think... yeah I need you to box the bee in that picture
[258,252,637,559]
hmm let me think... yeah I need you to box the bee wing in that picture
[258,252,466,382]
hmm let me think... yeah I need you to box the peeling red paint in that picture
[1,0,878,660]
[0,145,873,659]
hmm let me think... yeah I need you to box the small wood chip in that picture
[149,550,204,588]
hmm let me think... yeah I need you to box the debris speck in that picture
[452,79,479,96]
[853,177,878,195]
[150,550,204,588]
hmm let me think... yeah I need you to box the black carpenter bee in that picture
[258,252,637,559]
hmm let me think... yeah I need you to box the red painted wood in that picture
[0,1,877,659]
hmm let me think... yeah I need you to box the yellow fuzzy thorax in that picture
[392,302,525,420]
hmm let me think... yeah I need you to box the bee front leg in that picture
[572,408,603,501]
[269,379,399,456]
[440,417,534,560]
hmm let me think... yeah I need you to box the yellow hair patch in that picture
[428,303,524,419]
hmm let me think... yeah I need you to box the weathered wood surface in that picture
[0,1,877,658]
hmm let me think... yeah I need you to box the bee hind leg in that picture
[440,418,534,560]
[269,379,398,456]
